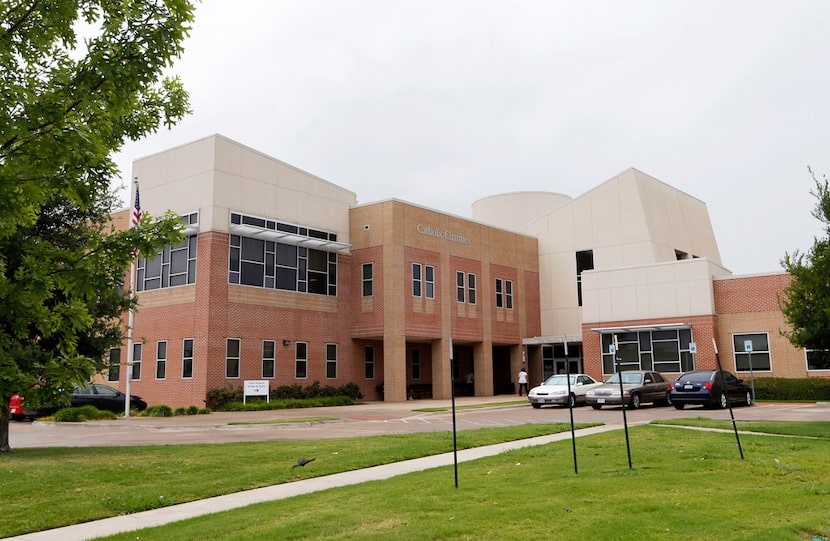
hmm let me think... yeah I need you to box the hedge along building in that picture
[474,168,826,385]
[106,135,540,408]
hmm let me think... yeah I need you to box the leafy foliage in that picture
[780,168,830,352]
[0,0,195,452]
[752,377,830,401]
[53,405,117,422]
[205,382,365,411]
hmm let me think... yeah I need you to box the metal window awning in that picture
[523,335,583,346]
[230,223,351,253]
[589,323,689,333]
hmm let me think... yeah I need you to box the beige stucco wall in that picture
[131,135,357,243]
[471,191,572,233]
[468,168,724,340]
[582,258,732,323]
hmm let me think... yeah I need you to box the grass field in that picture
[2,420,829,540]
[0,422,585,537]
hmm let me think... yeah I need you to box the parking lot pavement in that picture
[8,397,828,448]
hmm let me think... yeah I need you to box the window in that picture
[326,344,337,379]
[412,263,435,298]
[131,343,142,381]
[137,213,198,291]
[364,346,375,379]
[182,339,194,379]
[806,349,830,371]
[362,263,374,297]
[228,213,339,296]
[262,340,276,378]
[155,341,167,380]
[496,278,512,308]
[600,329,693,375]
[456,271,465,303]
[575,249,594,306]
[424,265,434,299]
[467,273,477,305]
[226,338,241,378]
[411,348,421,380]
[733,333,771,372]
[412,263,422,296]
[295,342,308,379]
[108,348,121,382]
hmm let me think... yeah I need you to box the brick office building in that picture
[106,135,539,407]
[101,137,825,409]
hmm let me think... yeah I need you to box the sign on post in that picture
[243,380,270,404]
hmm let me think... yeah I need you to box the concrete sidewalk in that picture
[3,424,620,541]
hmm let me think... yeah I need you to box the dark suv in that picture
[668,370,752,409]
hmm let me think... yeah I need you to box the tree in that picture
[780,168,830,369]
[0,1,195,452]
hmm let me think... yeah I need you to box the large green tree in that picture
[780,168,830,369]
[0,0,195,452]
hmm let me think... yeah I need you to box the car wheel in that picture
[630,393,641,409]
[673,403,685,410]
[744,390,752,407]
[531,403,541,409]
[663,393,673,407]
[591,404,602,410]
[567,393,576,408]
[717,392,727,409]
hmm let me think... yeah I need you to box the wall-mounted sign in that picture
[416,224,472,245]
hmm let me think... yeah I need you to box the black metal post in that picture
[564,340,578,474]
[713,338,744,460]
[613,338,632,469]
[450,341,459,487]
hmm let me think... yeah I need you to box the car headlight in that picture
[586,390,595,396]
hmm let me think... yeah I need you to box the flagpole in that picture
[125,178,141,418]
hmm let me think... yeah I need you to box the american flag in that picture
[131,183,142,226]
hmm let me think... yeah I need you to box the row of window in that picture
[597,331,814,374]
[360,262,512,308]
[109,341,381,382]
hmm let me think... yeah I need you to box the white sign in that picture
[689,342,697,354]
[609,345,616,355]
[243,380,270,404]
[744,340,753,353]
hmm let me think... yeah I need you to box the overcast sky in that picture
[113,0,830,275]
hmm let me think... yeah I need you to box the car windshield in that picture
[605,372,643,385]
[542,375,574,386]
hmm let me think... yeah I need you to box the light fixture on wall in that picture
[283,339,292,346]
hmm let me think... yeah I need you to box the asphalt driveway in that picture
[8,395,828,448]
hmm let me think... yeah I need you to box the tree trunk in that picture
[0,410,11,453]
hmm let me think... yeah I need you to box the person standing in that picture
[518,367,529,396]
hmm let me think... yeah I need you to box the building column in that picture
[472,341,493,397]
[431,338,452,399]
[383,334,407,402]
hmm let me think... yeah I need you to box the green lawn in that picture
[0,422,583,537]
[3,422,829,540]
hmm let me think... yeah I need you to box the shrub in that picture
[206,381,363,411]
[205,384,242,410]
[752,377,830,401]
[186,405,200,415]
[142,405,174,417]
[53,406,117,422]
[218,396,355,412]
[174,407,187,416]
